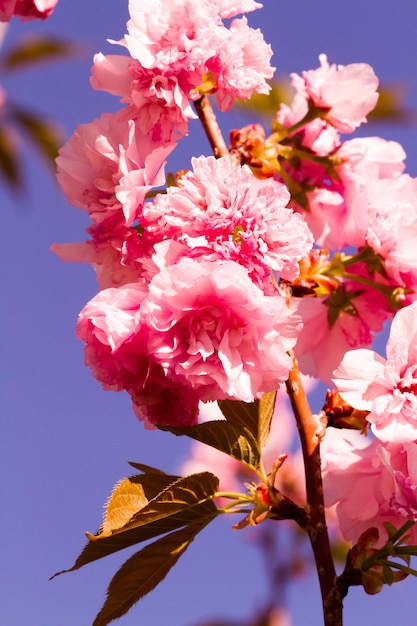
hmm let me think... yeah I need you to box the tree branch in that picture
[193,96,229,158]
[285,350,344,626]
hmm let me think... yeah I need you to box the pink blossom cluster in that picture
[76,257,301,427]
[53,0,417,558]
[322,302,417,546]
[90,0,274,143]
[242,55,417,385]
[0,0,57,21]
[53,1,310,427]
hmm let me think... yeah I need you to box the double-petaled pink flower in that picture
[91,0,274,142]
[76,257,301,426]
[295,53,379,133]
[333,301,417,443]
[322,429,417,547]
[141,155,313,293]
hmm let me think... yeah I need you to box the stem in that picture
[193,96,229,158]
[285,350,343,626]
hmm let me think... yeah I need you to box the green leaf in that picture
[92,521,210,626]
[50,472,219,577]
[159,420,260,469]
[258,391,276,450]
[368,83,417,125]
[1,36,77,72]
[233,78,292,117]
[218,392,276,451]
[217,398,259,439]
[9,106,62,166]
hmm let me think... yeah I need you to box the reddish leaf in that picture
[92,521,210,626]
[51,472,219,577]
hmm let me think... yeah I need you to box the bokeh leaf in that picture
[1,36,77,72]
[0,123,20,188]
[369,84,417,124]
[92,521,210,626]
[159,420,260,469]
[9,105,62,166]
[233,78,292,117]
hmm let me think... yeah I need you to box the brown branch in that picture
[285,350,344,626]
[193,96,229,158]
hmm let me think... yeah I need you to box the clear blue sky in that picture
[2,1,417,625]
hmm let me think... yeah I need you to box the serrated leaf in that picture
[217,398,259,439]
[87,472,180,542]
[87,478,149,540]
[218,393,276,451]
[51,472,219,578]
[93,521,209,626]
[159,420,260,469]
[1,36,77,72]
[10,106,62,166]
[258,391,276,450]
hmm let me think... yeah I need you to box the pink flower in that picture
[51,223,152,290]
[322,429,417,546]
[141,257,301,402]
[204,17,274,112]
[76,282,200,428]
[142,156,313,292]
[298,54,379,133]
[216,0,262,18]
[0,0,57,21]
[76,283,149,392]
[336,136,407,248]
[91,55,194,143]
[56,108,175,227]
[294,276,389,384]
[92,0,274,135]
[333,301,417,443]
[364,174,417,287]
[76,257,301,425]
[130,367,200,429]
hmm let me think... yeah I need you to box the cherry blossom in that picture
[322,429,417,547]
[140,257,302,402]
[141,155,313,292]
[294,53,379,133]
[76,257,302,424]
[91,0,274,141]
[0,0,57,21]
[333,301,417,442]
[56,109,175,227]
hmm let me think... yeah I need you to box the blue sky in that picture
[2,1,417,625]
